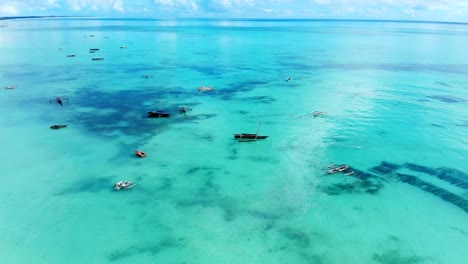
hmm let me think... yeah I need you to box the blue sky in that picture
[1,0,468,22]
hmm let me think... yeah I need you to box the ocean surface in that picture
[0,18,467,264]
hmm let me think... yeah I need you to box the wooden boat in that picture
[147,111,170,118]
[115,180,135,190]
[90,48,99,51]
[66,54,76,57]
[92,58,104,61]
[234,134,268,140]
[235,122,268,142]
[328,165,349,174]
[50,124,68,129]
[135,150,147,158]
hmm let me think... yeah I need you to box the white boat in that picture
[198,86,214,92]
[115,180,135,190]
[5,85,17,89]
[327,165,349,174]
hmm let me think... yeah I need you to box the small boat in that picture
[198,86,214,92]
[5,85,17,89]
[313,111,328,118]
[135,150,147,158]
[147,111,170,118]
[49,97,69,106]
[89,50,96,53]
[328,165,349,174]
[115,180,135,190]
[234,134,268,140]
[66,54,76,57]
[175,106,192,114]
[235,122,268,142]
[50,124,67,129]
[92,58,104,61]
[120,46,127,49]
[90,48,99,51]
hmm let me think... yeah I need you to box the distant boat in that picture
[135,150,147,158]
[50,124,67,129]
[327,165,349,174]
[115,180,135,191]
[92,58,104,61]
[147,111,170,118]
[90,48,99,51]
[66,54,76,57]
[175,106,192,114]
[198,86,214,92]
[4,85,17,89]
[313,111,328,118]
[49,96,69,106]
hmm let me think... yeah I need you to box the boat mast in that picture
[254,122,262,141]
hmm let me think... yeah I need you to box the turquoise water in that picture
[1,18,467,263]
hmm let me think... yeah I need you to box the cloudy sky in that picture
[1,0,468,22]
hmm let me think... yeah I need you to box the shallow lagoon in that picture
[0,18,467,263]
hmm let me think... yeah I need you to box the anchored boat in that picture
[50,124,67,129]
[235,122,268,142]
[234,134,268,140]
[198,86,214,92]
[327,164,350,174]
[147,111,170,118]
[115,180,135,190]
[135,150,147,158]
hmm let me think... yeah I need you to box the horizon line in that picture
[1,16,468,25]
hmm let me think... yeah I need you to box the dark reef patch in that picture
[107,237,184,262]
[434,81,452,87]
[349,168,374,181]
[55,177,111,195]
[372,249,425,264]
[322,180,383,195]
[216,80,270,101]
[237,95,276,104]
[298,252,324,264]
[278,227,311,248]
[370,161,401,175]
[427,95,466,103]
[186,166,221,176]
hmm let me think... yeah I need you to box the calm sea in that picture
[0,18,467,264]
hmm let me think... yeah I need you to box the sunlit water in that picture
[0,18,467,264]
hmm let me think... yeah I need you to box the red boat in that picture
[135,150,147,158]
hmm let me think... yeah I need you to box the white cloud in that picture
[153,0,200,10]
[0,0,467,21]
[113,0,124,12]
[404,8,415,17]
[0,3,19,15]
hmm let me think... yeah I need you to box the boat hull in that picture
[234,134,268,139]
[147,111,170,118]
